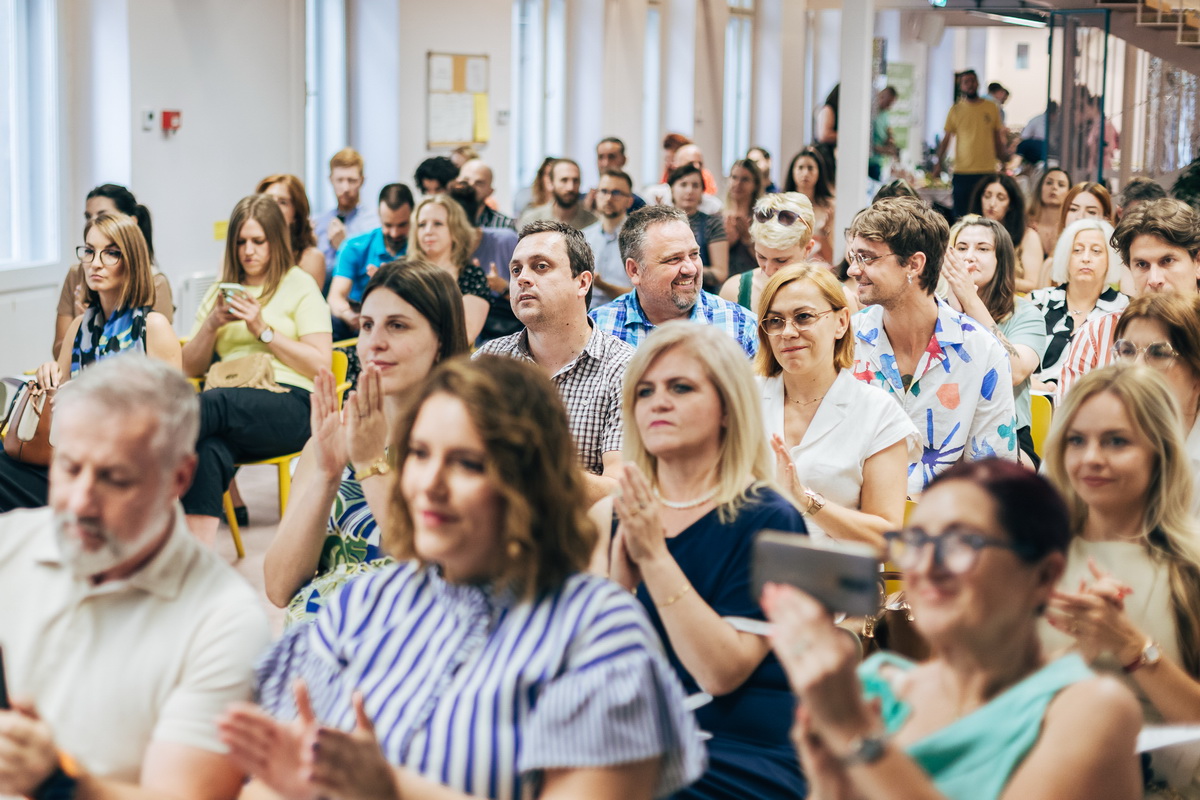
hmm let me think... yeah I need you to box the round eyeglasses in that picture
[760,309,834,336]
[76,245,122,266]
[883,526,1036,575]
[1111,339,1178,369]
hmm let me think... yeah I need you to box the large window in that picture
[642,1,663,186]
[722,0,754,175]
[0,0,58,269]
[305,0,347,214]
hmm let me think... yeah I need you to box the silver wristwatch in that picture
[839,732,889,767]
[259,326,275,344]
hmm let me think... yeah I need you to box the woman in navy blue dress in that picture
[593,321,809,799]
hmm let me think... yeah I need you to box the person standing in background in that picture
[312,148,379,294]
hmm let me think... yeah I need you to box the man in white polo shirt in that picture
[0,357,269,800]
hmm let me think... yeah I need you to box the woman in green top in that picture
[718,192,818,316]
[763,459,1142,800]
[942,216,1048,466]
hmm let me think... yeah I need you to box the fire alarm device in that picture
[161,110,182,134]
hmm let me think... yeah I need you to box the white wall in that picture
[984,26,1051,129]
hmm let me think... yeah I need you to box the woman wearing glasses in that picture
[0,213,181,511]
[764,459,1142,800]
[756,264,916,547]
[1028,218,1128,393]
[592,321,809,799]
[943,217,1047,465]
[1042,362,1200,795]
[719,193,817,315]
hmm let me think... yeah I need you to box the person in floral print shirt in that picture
[846,197,1017,496]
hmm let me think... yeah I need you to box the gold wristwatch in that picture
[356,457,391,481]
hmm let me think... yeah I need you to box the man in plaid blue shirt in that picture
[589,205,758,356]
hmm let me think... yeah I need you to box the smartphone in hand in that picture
[751,532,882,617]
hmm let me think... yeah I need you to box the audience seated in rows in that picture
[591,322,809,799]
[1034,181,1115,290]
[583,137,647,214]
[457,158,516,230]
[1058,198,1200,401]
[764,459,1142,800]
[54,184,174,359]
[264,261,468,625]
[476,220,633,504]
[413,155,459,196]
[0,212,181,512]
[180,194,333,544]
[847,197,1018,494]
[1044,363,1200,793]
[590,205,758,356]
[0,358,270,799]
[944,216,1048,464]
[757,264,916,546]
[222,355,705,799]
[444,178,522,341]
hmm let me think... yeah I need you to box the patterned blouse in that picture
[70,305,150,376]
[284,468,394,627]
[1028,284,1128,387]
[852,300,1018,495]
[259,562,706,800]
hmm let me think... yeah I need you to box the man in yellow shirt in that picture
[935,70,1008,220]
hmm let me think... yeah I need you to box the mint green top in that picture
[858,652,1093,800]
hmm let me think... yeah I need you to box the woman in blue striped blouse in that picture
[219,355,705,800]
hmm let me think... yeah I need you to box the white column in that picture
[565,0,606,174]
[833,0,874,263]
[602,0,648,179]
[663,0,697,136]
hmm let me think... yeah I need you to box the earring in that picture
[507,540,522,559]
[906,273,913,285]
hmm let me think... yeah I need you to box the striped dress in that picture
[258,561,706,799]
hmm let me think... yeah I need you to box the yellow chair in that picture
[1030,394,1053,460]
[223,350,350,558]
[882,498,919,596]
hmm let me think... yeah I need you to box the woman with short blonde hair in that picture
[719,192,816,314]
[756,264,916,546]
[592,321,809,798]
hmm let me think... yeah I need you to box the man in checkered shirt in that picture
[476,220,633,503]
[589,205,758,357]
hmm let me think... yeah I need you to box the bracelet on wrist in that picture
[656,582,693,608]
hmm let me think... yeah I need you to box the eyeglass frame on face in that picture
[883,525,1037,575]
[846,250,896,268]
[1111,339,1179,368]
[76,245,123,267]
[595,188,630,199]
[753,207,813,232]
[760,308,836,336]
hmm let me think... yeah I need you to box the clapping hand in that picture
[218,680,322,800]
[346,365,389,472]
[612,465,669,566]
[1046,560,1144,664]
[941,247,979,310]
[771,434,808,504]
[306,693,400,800]
[309,369,349,478]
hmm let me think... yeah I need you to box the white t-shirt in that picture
[759,370,920,540]
[0,506,270,786]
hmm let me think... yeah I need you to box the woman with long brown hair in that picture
[257,173,325,288]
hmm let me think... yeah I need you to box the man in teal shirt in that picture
[328,183,413,338]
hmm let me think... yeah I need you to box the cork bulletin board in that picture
[427,52,490,148]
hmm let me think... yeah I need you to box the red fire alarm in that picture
[161,110,182,134]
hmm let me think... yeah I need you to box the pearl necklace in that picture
[654,486,719,510]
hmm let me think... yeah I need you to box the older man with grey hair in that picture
[590,205,758,356]
[0,356,269,799]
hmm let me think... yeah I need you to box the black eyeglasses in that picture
[76,245,122,266]
[1111,339,1178,369]
[753,207,811,230]
[596,188,630,199]
[883,526,1036,574]
[760,309,835,336]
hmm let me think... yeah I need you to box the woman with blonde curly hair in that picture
[222,355,704,800]
[592,321,809,799]
[1043,363,1200,794]
[407,194,491,341]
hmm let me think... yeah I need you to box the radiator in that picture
[175,272,218,332]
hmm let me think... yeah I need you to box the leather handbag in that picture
[203,353,288,393]
[3,381,55,466]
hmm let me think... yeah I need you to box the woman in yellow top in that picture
[181,194,333,544]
